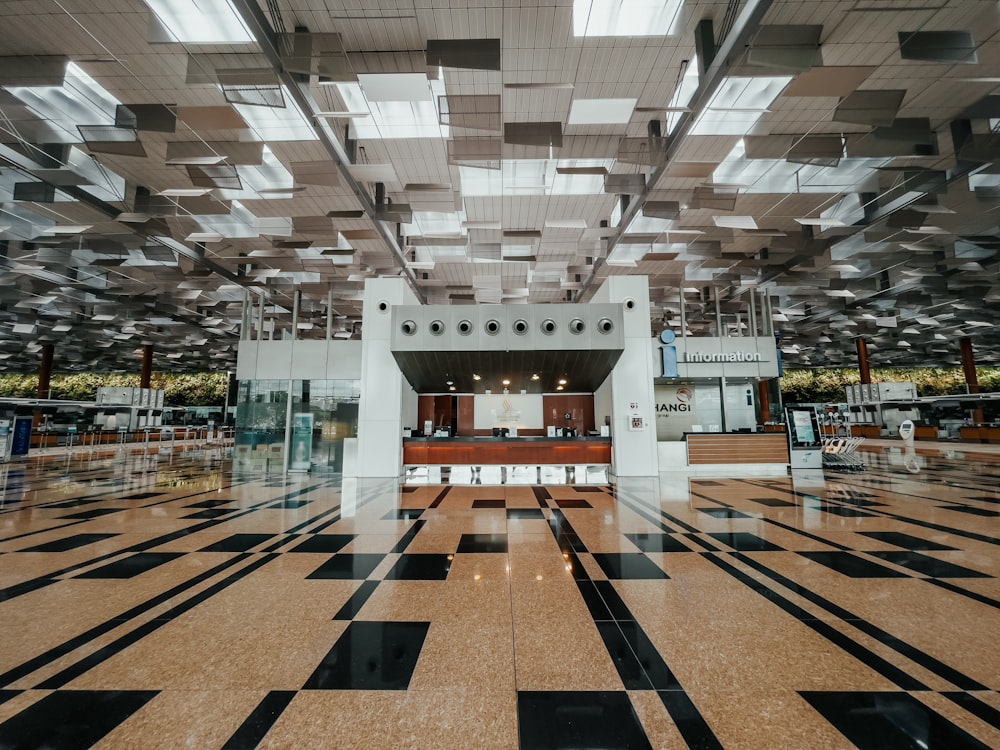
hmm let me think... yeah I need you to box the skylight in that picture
[336,78,447,139]
[568,98,637,125]
[573,0,684,37]
[460,159,612,196]
[666,56,699,133]
[690,76,792,136]
[7,62,120,142]
[232,90,317,141]
[143,0,253,44]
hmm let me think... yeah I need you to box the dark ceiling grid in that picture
[0,0,995,373]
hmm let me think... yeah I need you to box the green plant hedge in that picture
[1,367,995,407]
[0,372,228,406]
[779,367,1000,404]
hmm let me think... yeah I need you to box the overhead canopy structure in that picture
[0,0,998,372]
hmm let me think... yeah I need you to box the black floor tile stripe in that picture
[220,690,296,750]
[739,478,1000,547]
[924,578,1000,611]
[545,509,724,750]
[737,552,997,696]
[0,689,158,749]
[531,486,551,507]
[427,486,452,508]
[36,554,277,690]
[801,691,993,750]
[689,490,854,551]
[332,580,380,620]
[0,552,255,688]
[656,496,997,698]
[942,691,1000,730]
[703,553,929,691]
[0,480,339,602]
[391,519,427,553]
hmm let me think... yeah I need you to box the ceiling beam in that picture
[228,0,426,304]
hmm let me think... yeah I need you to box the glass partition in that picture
[234,379,360,472]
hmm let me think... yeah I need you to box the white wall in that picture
[356,277,419,477]
[235,340,363,381]
[473,393,543,430]
[591,276,658,476]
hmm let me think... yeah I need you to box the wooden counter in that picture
[403,436,611,465]
[684,433,790,465]
[960,426,1000,443]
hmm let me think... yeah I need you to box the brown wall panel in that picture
[417,396,434,433]
[542,394,595,434]
[457,395,475,436]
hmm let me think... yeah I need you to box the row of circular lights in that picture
[400,317,615,337]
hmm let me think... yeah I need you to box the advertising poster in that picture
[289,412,313,472]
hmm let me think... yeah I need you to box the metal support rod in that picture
[291,290,301,342]
[735,312,742,337]
[282,378,294,474]
[748,291,757,337]
[678,282,687,337]
[714,288,723,336]
[326,288,334,341]
[240,293,250,341]
[257,295,265,341]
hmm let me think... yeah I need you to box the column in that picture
[356,277,419,476]
[960,337,979,394]
[590,275,658,477]
[855,337,871,384]
[757,379,771,423]
[140,344,153,389]
[34,343,55,429]
[37,343,54,399]
[960,336,984,424]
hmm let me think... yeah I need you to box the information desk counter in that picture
[682,432,790,465]
[403,436,611,466]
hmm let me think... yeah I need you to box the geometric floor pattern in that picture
[0,444,998,748]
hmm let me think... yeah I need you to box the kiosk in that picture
[786,407,823,470]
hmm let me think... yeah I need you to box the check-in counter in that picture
[960,425,1000,443]
[403,436,611,465]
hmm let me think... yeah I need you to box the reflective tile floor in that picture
[0,445,998,748]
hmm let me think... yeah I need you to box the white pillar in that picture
[356,277,419,477]
[591,275,658,477]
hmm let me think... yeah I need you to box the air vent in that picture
[512,318,528,335]
[569,318,585,334]
[541,318,556,334]
[457,319,473,335]
[597,318,614,334]
[400,320,417,335]
[429,319,445,335]
[484,319,501,335]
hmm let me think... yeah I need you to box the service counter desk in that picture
[403,436,611,466]
[658,432,790,476]
[960,425,1000,443]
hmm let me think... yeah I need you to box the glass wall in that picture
[293,379,360,471]
[234,379,360,473]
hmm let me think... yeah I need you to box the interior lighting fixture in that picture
[558,378,567,385]
[502,378,511,385]
[472,373,482,381]
[530,373,540,380]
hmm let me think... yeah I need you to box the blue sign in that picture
[10,417,32,456]
[659,329,678,378]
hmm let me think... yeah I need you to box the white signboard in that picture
[473,393,543,430]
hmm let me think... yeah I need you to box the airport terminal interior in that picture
[1,0,1000,747]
